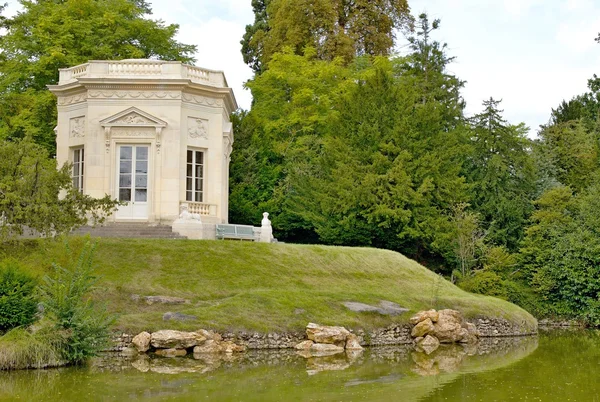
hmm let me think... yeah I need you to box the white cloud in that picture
[502,0,543,17]
[176,17,253,109]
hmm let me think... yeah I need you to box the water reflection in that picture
[0,335,541,401]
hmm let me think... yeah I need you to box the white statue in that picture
[179,204,201,221]
[260,212,273,243]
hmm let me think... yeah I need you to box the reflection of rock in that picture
[294,340,313,350]
[411,344,468,376]
[306,323,350,345]
[155,348,187,357]
[120,347,139,357]
[309,343,345,356]
[415,334,440,355]
[131,356,150,372]
[306,355,351,376]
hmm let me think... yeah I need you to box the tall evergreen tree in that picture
[465,98,536,250]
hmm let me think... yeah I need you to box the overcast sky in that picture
[5,0,600,136]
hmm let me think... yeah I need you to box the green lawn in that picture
[0,237,536,334]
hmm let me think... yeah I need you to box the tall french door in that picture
[115,145,149,219]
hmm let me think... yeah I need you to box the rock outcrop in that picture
[295,323,363,357]
[409,309,479,353]
[130,329,246,358]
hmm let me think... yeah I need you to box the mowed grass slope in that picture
[1,237,536,334]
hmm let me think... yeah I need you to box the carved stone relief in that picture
[182,93,223,107]
[58,93,87,105]
[114,113,154,125]
[70,117,85,138]
[188,117,209,139]
[223,136,233,159]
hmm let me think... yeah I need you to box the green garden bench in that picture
[215,224,257,241]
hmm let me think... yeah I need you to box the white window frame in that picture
[72,147,84,193]
[186,149,205,202]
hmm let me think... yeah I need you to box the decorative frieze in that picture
[188,117,209,139]
[58,93,87,106]
[182,93,223,107]
[88,91,181,100]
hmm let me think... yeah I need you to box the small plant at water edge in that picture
[0,260,38,332]
[39,241,114,364]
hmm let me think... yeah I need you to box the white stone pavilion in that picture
[49,60,237,225]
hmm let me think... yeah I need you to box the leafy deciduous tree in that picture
[0,0,197,153]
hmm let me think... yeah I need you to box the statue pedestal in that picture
[172,219,205,240]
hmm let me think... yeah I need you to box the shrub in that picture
[0,260,38,331]
[39,242,113,364]
[458,271,507,299]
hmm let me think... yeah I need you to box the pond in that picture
[0,331,597,401]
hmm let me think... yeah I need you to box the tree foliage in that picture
[0,139,119,240]
[465,98,537,250]
[241,0,412,73]
[0,0,197,153]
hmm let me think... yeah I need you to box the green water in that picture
[0,331,597,401]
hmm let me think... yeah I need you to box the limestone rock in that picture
[342,301,409,316]
[306,323,350,344]
[220,341,246,354]
[432,310,467,343]
[150,330,206,349]
[411,318,435,338]
[193,340,222,354]
[196,329,222,342]
[155,348,187,357]
[294,340,314,350]
[345,334,363,350]
[132,331,151,353]
[132,295,188,305]
[163,312,197,322]
[410,309,439,325]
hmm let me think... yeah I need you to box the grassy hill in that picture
[0,237,536,334]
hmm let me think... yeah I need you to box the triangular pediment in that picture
[100,107,167,128]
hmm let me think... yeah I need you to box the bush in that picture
[458,271,507,299]
[39,242,113,364]
[0,260,38,331]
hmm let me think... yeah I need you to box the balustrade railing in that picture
[182,201,217,216]
[58,61,227,87]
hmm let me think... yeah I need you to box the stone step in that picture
[71,224,187,239]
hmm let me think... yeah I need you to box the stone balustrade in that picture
[58,60,227,87]
[184,201,217,217]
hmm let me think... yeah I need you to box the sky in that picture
[4,0,600,137]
